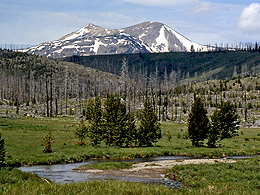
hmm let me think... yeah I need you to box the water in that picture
[18,157,189,187]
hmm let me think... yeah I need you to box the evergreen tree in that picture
[103,95,128,147]
[102,95,137,147]
[207,112,221,147]
[124,113,137,147]
[187,97,210,147]
[42,131,55,153]
[85,99,94,120]
[137,100,161,147]
[211,101,239,142]
[0,133,5,165]
[86,97,104,146]
[75,119,87,145]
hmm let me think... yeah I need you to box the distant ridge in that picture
[23,21,210,58]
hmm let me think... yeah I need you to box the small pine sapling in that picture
[42,131,55,153]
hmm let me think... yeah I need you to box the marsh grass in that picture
[0,116,260,166]
[166,156,260,194]
[0,168,43,184]
[75,161,137,170]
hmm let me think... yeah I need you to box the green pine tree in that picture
[0,133,5,165]
[103,95,128,147]
[219,101,240,140]
[207,101,240,147]
[207,112,221,147]
[188,97,210,147]
[124,113,137,147]
[85,98,94,120]
[137,99,161,147]
[75,119,87,145]
[86,97,104,146]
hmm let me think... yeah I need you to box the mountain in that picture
[23,21,210,58]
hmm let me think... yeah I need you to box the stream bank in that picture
[18,156,239,188]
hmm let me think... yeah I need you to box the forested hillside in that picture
[63,51,260,82]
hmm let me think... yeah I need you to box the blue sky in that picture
[1,0,259,47]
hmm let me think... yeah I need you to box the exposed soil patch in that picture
[75,159,236,179]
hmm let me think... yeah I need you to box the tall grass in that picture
[1,116,260,166]
[166,156,260,194]
[75,161,137,170]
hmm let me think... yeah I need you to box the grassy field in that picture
[1,116,260,166]
[1,116,260,194]
[166,156,260,194]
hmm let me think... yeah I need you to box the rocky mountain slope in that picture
[23,21,210,58]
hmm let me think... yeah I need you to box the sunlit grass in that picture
[1,116,260,166]
[75,161,137,170]
[166,156,260,194]
[1,116,260,194]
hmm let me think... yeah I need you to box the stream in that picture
[18,155,257,188]
[18,156,193,188]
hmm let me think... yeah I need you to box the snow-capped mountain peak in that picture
[23,21,210,58]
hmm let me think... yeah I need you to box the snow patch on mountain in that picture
[151,26,169,52]
[22,21,211,58]
[164,25,207,52]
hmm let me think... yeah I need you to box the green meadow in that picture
[1,116,260,166]
[1,116,260,194]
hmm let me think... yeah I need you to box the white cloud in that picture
[238,3,260,34]
[121,0,198,6]
[190,2,213,15]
